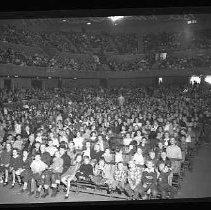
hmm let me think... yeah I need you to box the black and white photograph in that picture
[0,5,211,206]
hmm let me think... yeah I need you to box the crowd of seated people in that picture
[0,88,58,104]
[0,84,211,200]
[158,55,211,70]
[0,47,99,71]
[110,33,138,54]
[143,29,211,53]
[0,48,55,68]
[107,55,155,72]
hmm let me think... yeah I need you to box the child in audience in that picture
[75,156,93,182]
[63,154,83,199]
[0,143,12,185]
[140,160,158,200]
[113,162,127,194]
[46,151,63,198]
[29,154,48,198]
[18,150,33,193]
[10,149,23,188]
[157,163,177,199]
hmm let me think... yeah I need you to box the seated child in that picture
[114,148,123,164]
[9,149,23,188]
[102,148,113,164]
[123,160,143,200]
[90,158,109,186]
[113,162,127,194]
[45,151,64,198]
[63,154,83,199]
[140,160,158,200]
[0,143,12,185]
[75,156,93,182]
[29,154,48,198]
[157,163,177,199]
[18,150,33,193]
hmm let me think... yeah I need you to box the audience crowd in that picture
[0,84,211,200]
[143,29,211,53]
[158,55,211,70]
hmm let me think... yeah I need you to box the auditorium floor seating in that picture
[0,139,210,204]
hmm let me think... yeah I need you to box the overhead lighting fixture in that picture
[14,75,18,78]
[73,78,77,80]
[62,19,67,22]
[187,20,197,24]
[87,22,91,25]
[48,77,52,79]
[205,75,211,84]
[108,16,124,22]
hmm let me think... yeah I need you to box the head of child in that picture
[117,162,124,170]
[22,150,28,158]
[104,148,111,155]
[161,151,167,160]
[83,156,90,165]
[29,134,35,143]
[158,142,163,149]
[54,151,61,159]
[35,154,41,161]
[6,143,12,151]
[35,142,41,150]
[68,141,75,150]
[94,144,100,152]
[75,154,82,163]
[158,163,165,172]
[181,135,186,142]
[76,131,81,138]
[59,146,67,156]
[170,138,176,145]
[48,139,53,147]
[137,147,143,155]
[99,158,105,167]
[146,160,154,170]
[16,134,21,141]
[149,151,156,159]
[12,149,19,158]
[142,137,146,144]
[40,144,46,153]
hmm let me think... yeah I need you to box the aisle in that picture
[0,185,118,204]
[176,142,211,198]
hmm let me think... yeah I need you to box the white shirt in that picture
[133,153,145,165]
[52,137,59,147]
[83,149,91,158]
[166,145,182,159]
[123,138,132,146]
[35,136,42,143]
[115,153,123,163]
[73,137,84,149]
[15,124,22,134]
[60,135,68,144]
[46,146,58,156]
[186,135,191,143]
[30,160,48,174]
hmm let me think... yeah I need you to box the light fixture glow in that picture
[108,16,124,22]
[190,76,201,84]
[87,22,91,25]
[158,77,163,83]
[62,19,67,22]
[205,75,211,84]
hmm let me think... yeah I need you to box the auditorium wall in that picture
[62,78,100,88]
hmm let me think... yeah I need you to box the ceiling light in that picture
[108,16,124,22]
[87,22,91,25]
[62,19,67,22]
